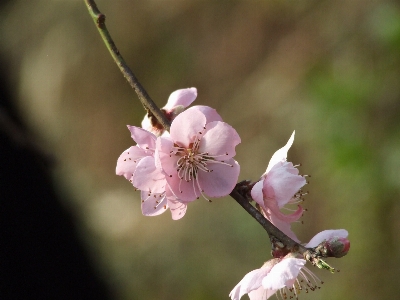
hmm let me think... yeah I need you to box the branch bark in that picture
[229,188,308,254]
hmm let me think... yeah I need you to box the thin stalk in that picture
[84,0,170,131]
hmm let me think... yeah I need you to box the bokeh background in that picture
[1,0,400,299]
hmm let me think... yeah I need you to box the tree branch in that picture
[84,0,325,263]
[229,188,307,254]
[83,0,171,131]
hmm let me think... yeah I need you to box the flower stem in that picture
[83,0,171,131]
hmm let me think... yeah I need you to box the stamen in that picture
[171,132,235,202]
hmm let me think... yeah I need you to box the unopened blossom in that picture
[142,87,197,136]
[306,229,350,258]
[229,229,349,300]
[251,131,306,242]
[157,106,240,202]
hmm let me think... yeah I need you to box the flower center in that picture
[174,139,213,182]
[171,133,232,200]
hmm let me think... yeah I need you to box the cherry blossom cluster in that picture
[115,87,350,300]
[116,88,240,220]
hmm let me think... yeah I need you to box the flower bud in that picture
[326,237,350,258]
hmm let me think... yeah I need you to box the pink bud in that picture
[326,237,350,258]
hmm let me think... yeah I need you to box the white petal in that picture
[262,258,305,290]
[229,268,271,300]
[248,286,277,300]
[305,229,349,248]
[265,131,295,174]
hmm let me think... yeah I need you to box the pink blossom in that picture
[157,107,241,202]
[116,125,187,219]
[229,229,349,300]
[142,87,197,136]
[230,256,314,300]
[251,131,306,242]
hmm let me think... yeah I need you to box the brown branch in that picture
[229,188,308,254]
[83,0,171,131]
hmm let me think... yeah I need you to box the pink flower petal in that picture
[264,162,306,208]
[168,198,188,220]
[155,136,174,171]
[198,158,240,198]
[140,191,168,216]
[170,109,206,147]
[248,286,276,300]
[116,146,148,179]
[305,229,349,248]
[167,175,199,202]
[268,213,301,243]
[199,121,241,158]
[164,87,197,110]
[262,258,305,290]
[266,200,303,224]
[186,105,223,123]
[265,131,295,174]
[250,180,265,208]
[127,125,156,150]
[132,156,166,194]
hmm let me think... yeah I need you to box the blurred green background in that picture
[1,0,400,299]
